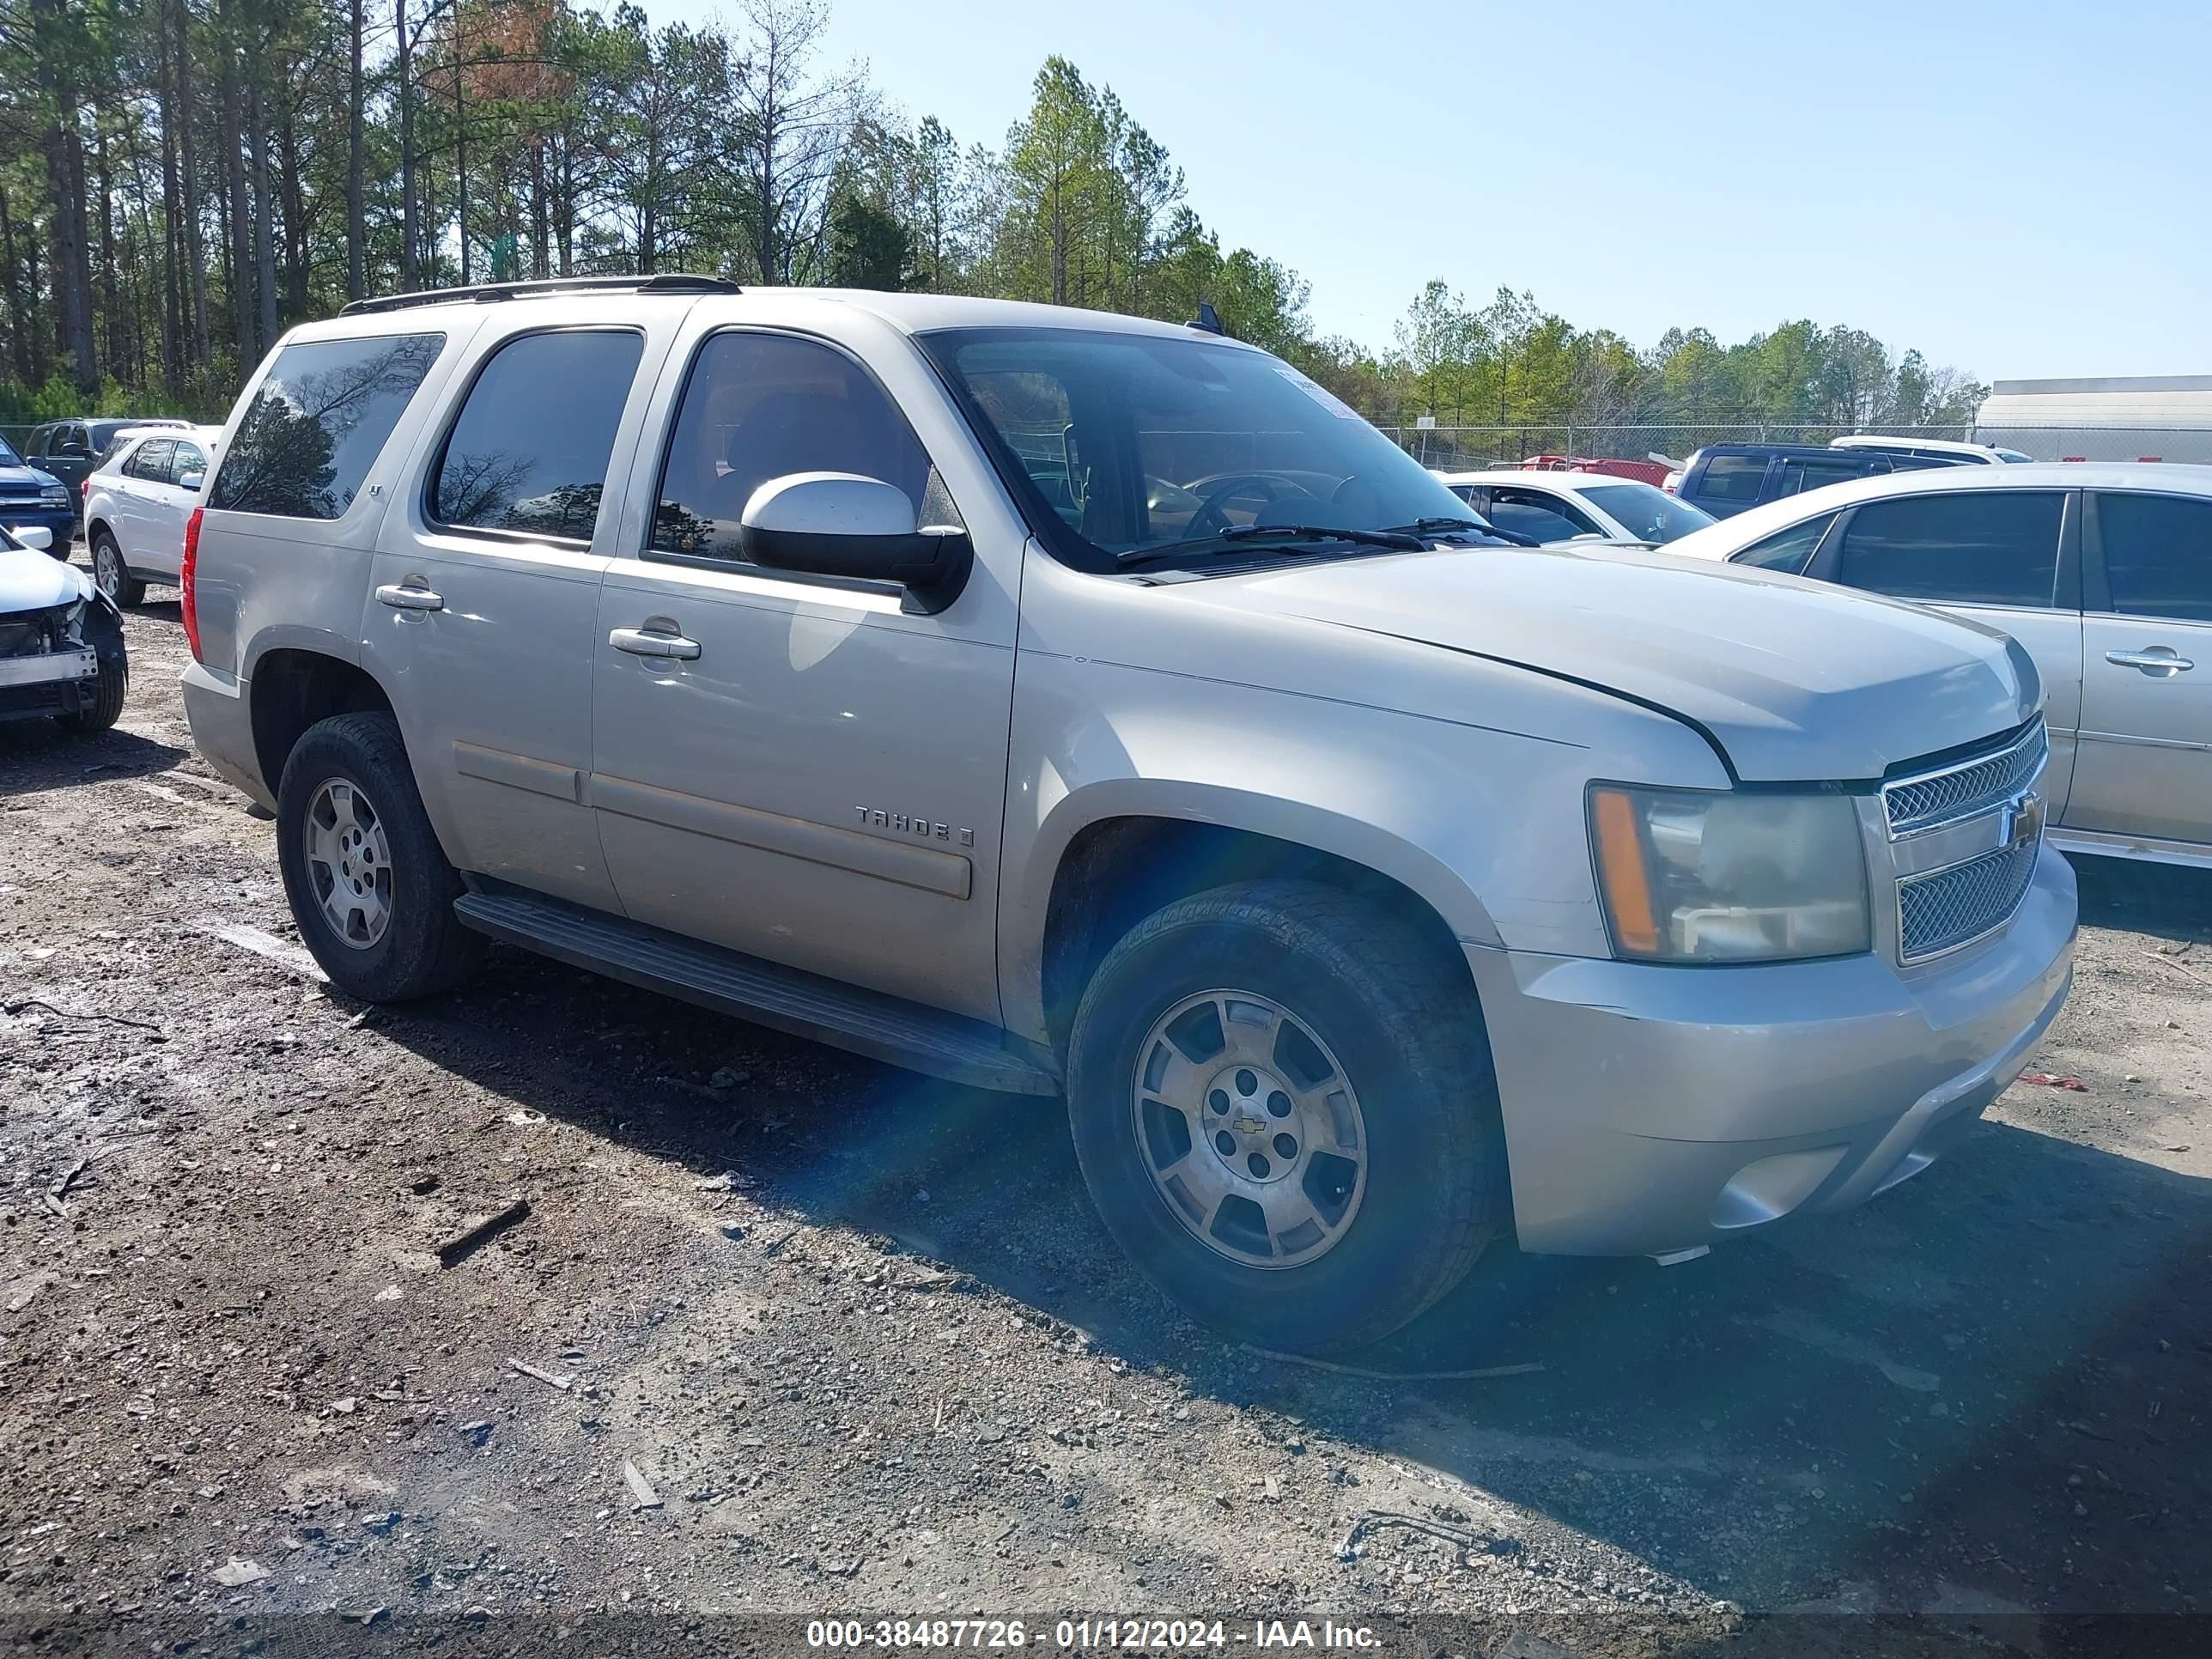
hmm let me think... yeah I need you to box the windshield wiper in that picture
[1118,523,1425,567]
[1385,515,1543,549]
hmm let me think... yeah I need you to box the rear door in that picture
[2069,489,2212,850]
[364,310,672,914]
[1810,489,2082,810]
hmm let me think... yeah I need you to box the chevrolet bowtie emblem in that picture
[1233,1115,1265,1135]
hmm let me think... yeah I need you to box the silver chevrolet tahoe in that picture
[179,277,2075,1352]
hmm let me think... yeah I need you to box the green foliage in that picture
[0,0,1983,436]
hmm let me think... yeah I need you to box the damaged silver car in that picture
[0,525,128,733]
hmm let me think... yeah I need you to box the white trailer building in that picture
[1973,374,2212,463]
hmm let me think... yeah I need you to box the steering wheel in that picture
[1184,471,1316,538]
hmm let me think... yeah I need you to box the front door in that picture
[589,325,1018,1023]
[2068,489,2212,850]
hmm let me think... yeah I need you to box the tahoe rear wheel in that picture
[276,712,485,1001]
[1066,879,1508,1352]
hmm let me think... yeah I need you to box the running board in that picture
[453,889,1061,1097]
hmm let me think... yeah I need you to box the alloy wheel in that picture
[303,777,393,949]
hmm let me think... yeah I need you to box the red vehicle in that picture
[1513,453,1675,488]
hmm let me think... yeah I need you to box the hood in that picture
[1182,544,2039,781]
[0,463,58,489]
[0,541,92,613]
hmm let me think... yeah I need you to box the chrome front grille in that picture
[1898,840,2041,960]
[1883,720,2049,963]
[1883,722,2047,836]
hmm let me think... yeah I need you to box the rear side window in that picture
[1695,454,1769,502]
[1732,513,1836,574]
[651,331,939,563]
[1777,457,1876,497]
[124,440,175,483]
[430,330,645,541]
[1833,491,2065,607]
[2094,491,2212,622]
[210,332,444,519]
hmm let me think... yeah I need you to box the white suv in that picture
[82,424,222,606]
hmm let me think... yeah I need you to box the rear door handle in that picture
[2105,647,2194,675]
[610,626,702,660]
[375,582,445,612]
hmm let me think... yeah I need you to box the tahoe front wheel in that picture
[1066,879,1508,1352]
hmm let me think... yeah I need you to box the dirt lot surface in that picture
[2,588,2208,1658]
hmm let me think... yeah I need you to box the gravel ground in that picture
[1,590,2208,1658]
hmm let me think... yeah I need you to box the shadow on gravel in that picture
[369,858,2211,1631]
[0,721,186,790]
[2065,848,2212,945]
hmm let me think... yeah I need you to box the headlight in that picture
[1588,784,1870,963]
[40,484,69,506]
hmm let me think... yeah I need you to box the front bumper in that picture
[1469,844,2076,1257]
[3,509,76,552]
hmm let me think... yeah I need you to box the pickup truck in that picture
[178,279,2076,1352]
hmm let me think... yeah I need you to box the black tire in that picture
[89,531,145,608]
[275,711,485,1001]
[56,604,127,733]
[1066,879,1508,1353]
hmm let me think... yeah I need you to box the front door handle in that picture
[610,626,702,660]
[375,582,445,612]
[2105,647,2194,676]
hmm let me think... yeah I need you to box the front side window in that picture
[1732,512,1835,574]
[1695,454,1769,501]
[652,331,942,563]
[210,331,444,520]
[921,327,1474,569]
[169,442,208,485]
[1582,482,1715,543]
[125,440,176,483]
[430,330,645,542]
[2094,491,2212,622]
[1833,490,2064,607]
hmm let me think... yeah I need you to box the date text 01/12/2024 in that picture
[804,1620,1384,1650]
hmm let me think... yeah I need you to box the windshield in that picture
[1581,482,1716,543]
[0,438,21,467]
[921,327,1482,568]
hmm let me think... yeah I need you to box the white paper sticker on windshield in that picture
[1275,367,1363,420]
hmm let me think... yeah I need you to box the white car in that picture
[82,423,223,606]
[1665,462,2212,870]
[1433,469,1717,546]
[1,525,128,732]
[1831,434,2034,465]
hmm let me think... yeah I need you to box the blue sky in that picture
[659,0,2211,380]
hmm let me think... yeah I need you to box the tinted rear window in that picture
[1833,491,2065,607]
[1695,454,1769,501]
[210,332,444,519]
[430,330,645,541]
[2094,491,2212,622]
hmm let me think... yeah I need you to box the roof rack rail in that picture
[339,274,740,317]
